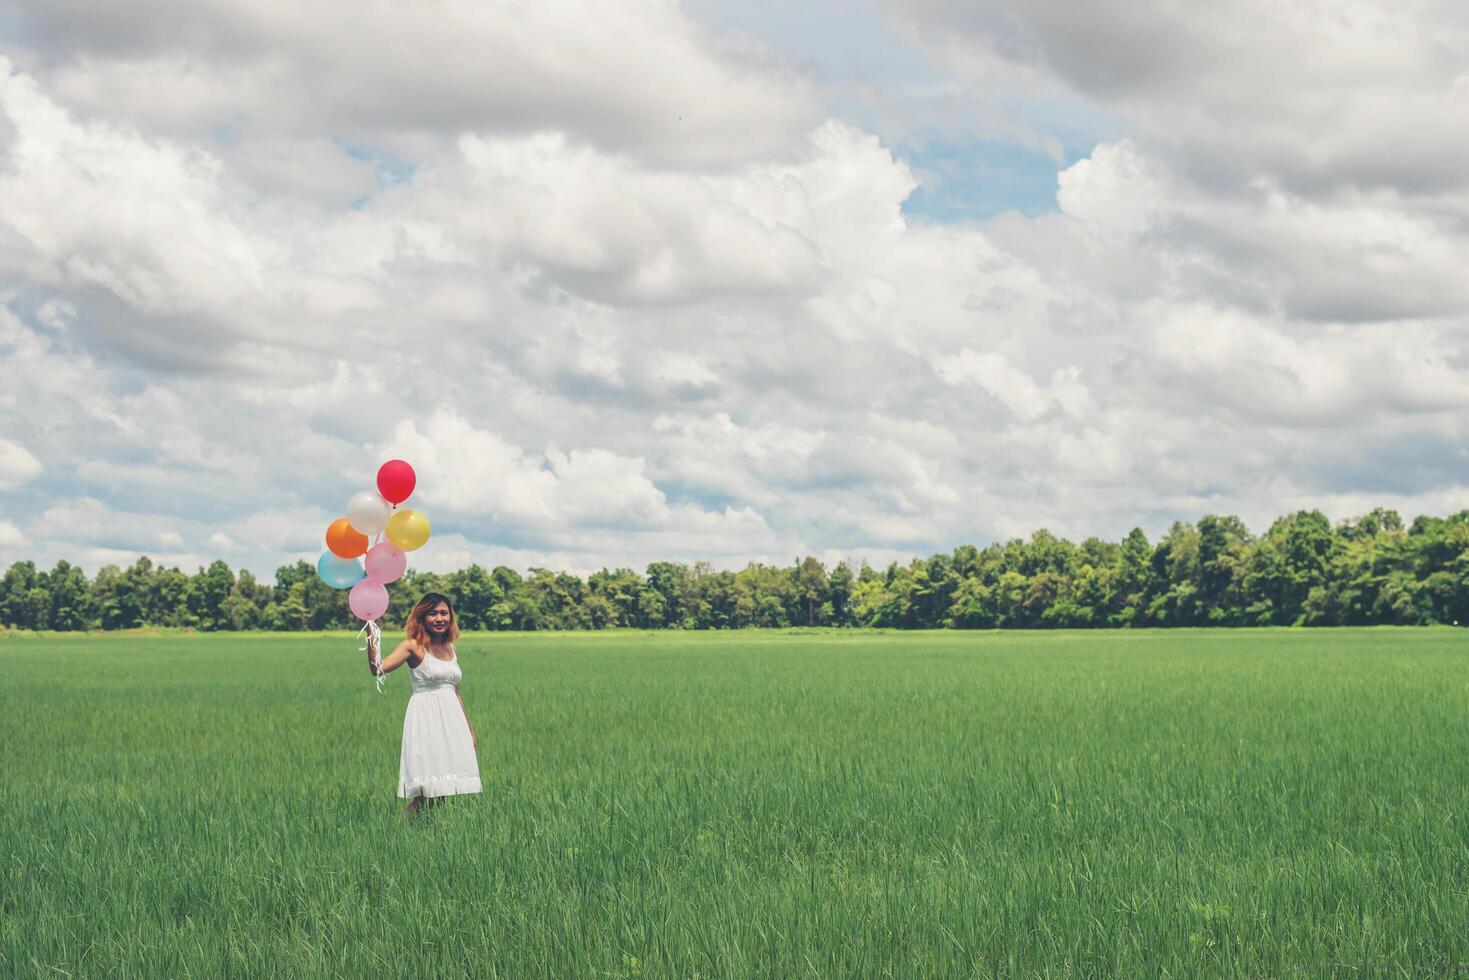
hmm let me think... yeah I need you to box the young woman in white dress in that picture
[367,592,481,815]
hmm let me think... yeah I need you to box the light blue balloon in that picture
[317,551,365,589]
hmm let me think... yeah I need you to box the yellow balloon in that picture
[386,509,431,551]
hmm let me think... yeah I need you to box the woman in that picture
[367,593,481,815]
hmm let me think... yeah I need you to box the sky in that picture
[1,0,1467,578]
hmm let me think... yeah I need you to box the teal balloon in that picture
[317,551,365,589]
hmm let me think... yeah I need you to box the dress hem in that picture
[398,774,482,799]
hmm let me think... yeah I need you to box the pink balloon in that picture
[364,542,407,584]
[349,579,390,621]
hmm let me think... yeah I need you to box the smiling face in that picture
[406,592,459,646]
[424,601,452,636]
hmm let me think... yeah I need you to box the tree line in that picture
[3,507,1468,631]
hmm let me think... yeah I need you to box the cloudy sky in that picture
[1,0,1467,577]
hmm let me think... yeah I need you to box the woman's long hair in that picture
[405,592,460,646]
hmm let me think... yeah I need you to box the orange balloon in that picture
[326,517,369,558]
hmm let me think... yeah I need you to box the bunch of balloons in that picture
[316,458,431,623]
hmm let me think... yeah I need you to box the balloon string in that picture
[358,619,385,694]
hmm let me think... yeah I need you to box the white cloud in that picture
[935,349,1085,422]
[653,352,718,391]
[0,438,42,489]
[882,0,1469,196]
[21,495,338,574]
[380,407,779,556]
[227,137,381,207]
[35,298,75,331]
[381,409,559,523]
[411,128,833,306]
[207,531,237,551]
[0,519,24,550]
[1055,140,1170,243]
[652,413,825,506]
[3,2,1469,580]
[9,0,818,168]
[1053,139,1469,323]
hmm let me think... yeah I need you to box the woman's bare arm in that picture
[367,636,420,677]
[455,684,476,749]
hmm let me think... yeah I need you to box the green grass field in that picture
[3,629,1468,977]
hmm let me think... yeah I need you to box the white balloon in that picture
[347,490,391,536]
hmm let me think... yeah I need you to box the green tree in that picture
[910,555,958,627]
[697,569,740,629]
[795,556,828,626]
[1147,523,1202,626]
[634,587,666,629]
[274,582,309,630]
[590,568,642,627]
[1066,563,1112,627]
[91,564,142,629]
[683,563,716,629]
[947,577,995,628]
[451,564,500,630]
[993,571,1029,628]
[185,560,235,630]
[1247,510,1337,625]
[45,560,92,631]
[223,592,262,630]
[582,591,619,628]
[486,567,528,629]
[1,561,41,628]
[848,577,892,628]
[1021,530,1076,578]
[1196,515,1251,624]
[1113,529,1154,626]
[645,562,693,628]
[146,566,190,626]
[827,562,856,626]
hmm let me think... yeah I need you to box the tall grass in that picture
[3,629,1468,976]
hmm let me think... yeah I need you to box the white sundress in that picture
[398,646,482,799]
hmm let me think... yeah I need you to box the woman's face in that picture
[424,601,452,636]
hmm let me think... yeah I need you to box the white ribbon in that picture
[359,529,389,692]
[358,619,385,693]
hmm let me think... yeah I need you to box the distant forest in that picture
[4,508,1468,631]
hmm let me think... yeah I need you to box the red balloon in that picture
[377,459,416,504]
